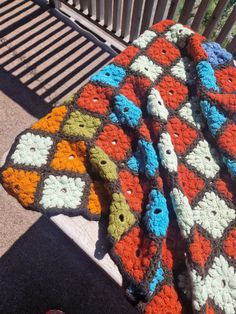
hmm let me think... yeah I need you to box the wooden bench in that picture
[2,0,235,288]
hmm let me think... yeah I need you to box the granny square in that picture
[130,55,162,81]
[11,133,53,167]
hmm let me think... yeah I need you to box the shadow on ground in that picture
[0,216,137,314]
[0,66,51,118]
[0,0,114,115]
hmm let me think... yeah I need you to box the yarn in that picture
[189,229,212,267]
[215,65,236,93]
[144,190,169,237]
[133,30,156,49]
[91,64,126,87]
[202,42,232,67]
[88,182,108,215]
[51,140,87,173]
[144,285,182,314]
[156,75,188,109]
[120,75,151,106]
[193,191,235,239]
[96,124,131,161]
[2,168,40,207]
[114,94,142,127]
[108,193,136,242]
[119,169,143,212]
[1,20,236,313]
[39,175,85,209]
[77,83,113,114]
[149,262,164,293]
[130,55,163,82]
[11,133,53,167]
[147,88,169,121]
[32,105,68,133]
[196,61,219,91]
[147,37,181,66]
[114,226,157,282]
[63,110,101,138]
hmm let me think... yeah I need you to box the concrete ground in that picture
[0,1,137,313]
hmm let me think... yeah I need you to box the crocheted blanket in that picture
[1,20,236,313]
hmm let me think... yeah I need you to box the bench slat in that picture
[129,0,146,42]
[104,0,113,28]
[121,0,133,40]
[141,0,158,33]
[167,0,180,20]
[79,0,88,11]
[96,0,104,24]
[112,0,123,34]
[227,35,236,53]
[154,0,171,24]
[203,0,230,38]
[191,0,211,31]
[88,0,96,18]
[216,5,236,44]
[179,0,196,25]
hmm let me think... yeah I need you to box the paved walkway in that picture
[0,1,136,313]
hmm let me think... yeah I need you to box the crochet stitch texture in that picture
[1,20,236,313]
